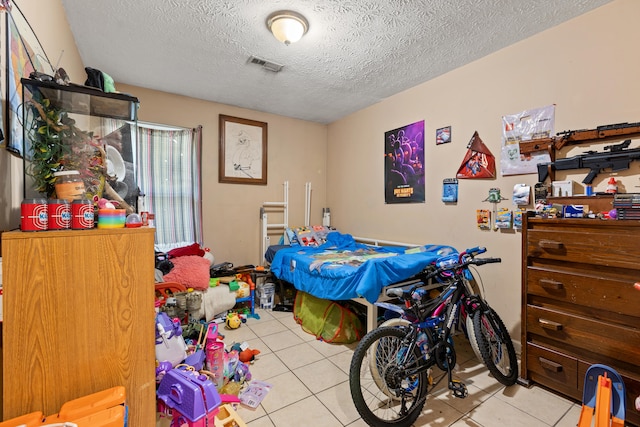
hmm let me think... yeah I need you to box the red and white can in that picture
[71,199,94,230]
[21,198,48,231]
[48,199,71,230]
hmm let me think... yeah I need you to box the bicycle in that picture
[349,246,518,427]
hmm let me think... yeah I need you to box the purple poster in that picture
[385,120,425,204]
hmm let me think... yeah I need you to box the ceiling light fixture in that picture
[266,10,308,46]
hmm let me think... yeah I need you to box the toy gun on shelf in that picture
[520,121,640,154]
[556,122,640,147]
[537,139,640,184]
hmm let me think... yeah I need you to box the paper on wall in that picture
[500,105,555,176]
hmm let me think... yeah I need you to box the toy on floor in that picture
[157,367,222,427]
[215,403,248,427]
[156,360,173,383]
[228,342,260,364]
[578,364,626,427]
[239,380,272,409]
[240,348,260,363]
[205,323,226,390]
[216,350,253,396]
[155,312,188,366]
[225,312,242,329]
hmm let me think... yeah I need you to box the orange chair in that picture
[0,386,127,427]
[155,281,187,306]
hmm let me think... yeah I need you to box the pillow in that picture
[168,243,205,258]
[286,225,337,246]
[162,255,210,290]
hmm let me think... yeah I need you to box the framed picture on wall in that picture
[436,126,451,145]
[219,114,268,185]
[5,1,55,155]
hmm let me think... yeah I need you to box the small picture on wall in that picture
[436,126,451,145]
[442,178,458,203]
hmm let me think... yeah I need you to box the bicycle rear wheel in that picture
[350,326,428,427]
[471,307,518,386]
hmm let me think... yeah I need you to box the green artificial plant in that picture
[25,91,106,199]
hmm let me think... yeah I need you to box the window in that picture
[136,123,203,252]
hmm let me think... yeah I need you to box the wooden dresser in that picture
[521,214,640,425]
[1,228,156,426]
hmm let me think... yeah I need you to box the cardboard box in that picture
[563,204,588,218]
[552,180,573,197]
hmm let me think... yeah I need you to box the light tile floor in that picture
[214,308,584,427]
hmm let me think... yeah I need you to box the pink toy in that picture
[205,323,225,390]
[93,195,118,209]
[219,394,241,404]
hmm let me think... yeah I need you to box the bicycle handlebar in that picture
[384,253,501,299]
[423,256,500,281]
[474,257,501,266]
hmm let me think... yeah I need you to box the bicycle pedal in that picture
[449,380,468,398]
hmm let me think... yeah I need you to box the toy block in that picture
[214,404,247,427]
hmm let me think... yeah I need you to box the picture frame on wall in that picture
[219,114,268,185]
[436,126,451,145]
[4,1,55,155]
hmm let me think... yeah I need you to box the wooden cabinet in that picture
[1,228,155,425]
[521,214,640,425]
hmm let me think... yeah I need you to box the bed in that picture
[269,231,457,332]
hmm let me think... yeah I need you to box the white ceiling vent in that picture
[248,56,284,73]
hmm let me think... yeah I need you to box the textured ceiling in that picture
[60,0,611,124]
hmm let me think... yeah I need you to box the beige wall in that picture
[327,0,640,342]
[118,84,328,265]
[3,0,639,346]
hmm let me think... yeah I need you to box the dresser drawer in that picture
[527,266,640,317]
[526,228,640,270]
[526,305,640,367]
[526,342,578,397]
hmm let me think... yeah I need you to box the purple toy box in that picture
[157,368,222,427]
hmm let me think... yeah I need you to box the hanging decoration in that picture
[456,131,496,179]
[483,187,508,230]
[500,104,555,176]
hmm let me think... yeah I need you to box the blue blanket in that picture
[270,232,457,303]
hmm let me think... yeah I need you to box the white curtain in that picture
[136,123,203,252]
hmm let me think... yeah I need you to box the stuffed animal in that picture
[239,348,261,363]
[93,195,118,209]
[203,247,215,266]
[234,362,251,383]
[225,312,242,330]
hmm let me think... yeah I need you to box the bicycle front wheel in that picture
[471,307,518,386]
[349,326,428,427]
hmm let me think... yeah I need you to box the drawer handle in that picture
[539,357,563,373]
[539,279,564,290]
[539,318,563,331]
[539,240,563,249]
